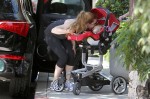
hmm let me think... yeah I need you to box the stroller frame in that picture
[71,43,110,95]
[52,7,127,95]
[70,7,121,95]
[72,45,103,78]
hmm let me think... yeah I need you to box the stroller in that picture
[88,7,129,95]
[69,7,120,95]
[52,7,121,95]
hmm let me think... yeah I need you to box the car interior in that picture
[31,0,92,81]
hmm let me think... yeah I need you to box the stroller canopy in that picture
[91,7,120,32]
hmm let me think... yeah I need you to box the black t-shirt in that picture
[44,19,66,39]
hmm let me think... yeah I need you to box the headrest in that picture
[50,2,67,14]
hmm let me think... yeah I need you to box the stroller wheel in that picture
[111,76,127,94]
[52,79,65,92]
[73,82,81,95]
[88,85,103,91]
[88,73,104,91]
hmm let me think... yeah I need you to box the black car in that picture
[0,0,37,97]
[0,0,92,98]
[31,0,92,81]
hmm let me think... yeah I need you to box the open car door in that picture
[31,0,92,81]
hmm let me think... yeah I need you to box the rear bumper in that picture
[0,58,30,81]
[0,72,14,81]
[0,63,15,81]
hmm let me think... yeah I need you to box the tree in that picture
[116,0,150,98]
[95,0,129,18]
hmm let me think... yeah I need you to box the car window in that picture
[24,0,33,14]
[0,0,18,14]
[31,0,38,13]
[44,0,85,16]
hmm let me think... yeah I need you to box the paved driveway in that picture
[35,57,128,99]
[35,80,128,99]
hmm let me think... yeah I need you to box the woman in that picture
[44,11,97,91]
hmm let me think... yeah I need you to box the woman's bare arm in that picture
[51,25,71,34]
[51,19,75,34]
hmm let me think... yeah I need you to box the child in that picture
[92,25,103,34]
[67,24,103,41]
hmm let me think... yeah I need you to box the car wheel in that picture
[9,76,30,97]
[9,61,32,97]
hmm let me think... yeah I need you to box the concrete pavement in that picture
[35,80,128,99]
[34,57,128,99]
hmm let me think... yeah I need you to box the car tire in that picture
[9,76,30,98]
[9,61,32,98]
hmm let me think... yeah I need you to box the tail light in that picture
[0,54,25,60]
[0,21,29,37]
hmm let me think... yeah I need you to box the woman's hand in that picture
[66,33,76,40]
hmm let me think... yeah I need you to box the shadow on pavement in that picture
[0,81,37,99]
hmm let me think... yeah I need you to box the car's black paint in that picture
[0,0,37,97]
[0,0,92,97]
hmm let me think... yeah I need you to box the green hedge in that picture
[95,0,129,17]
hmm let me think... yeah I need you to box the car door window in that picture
[44,0,85,16]
[0,0,18,14]
[24,0,33,14]
[31,0,38,14]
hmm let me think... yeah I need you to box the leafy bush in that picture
[95,0,129,17]
[95,0,129,61]
[116,0,150,81]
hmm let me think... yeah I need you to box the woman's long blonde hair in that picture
[70,11,96,34]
